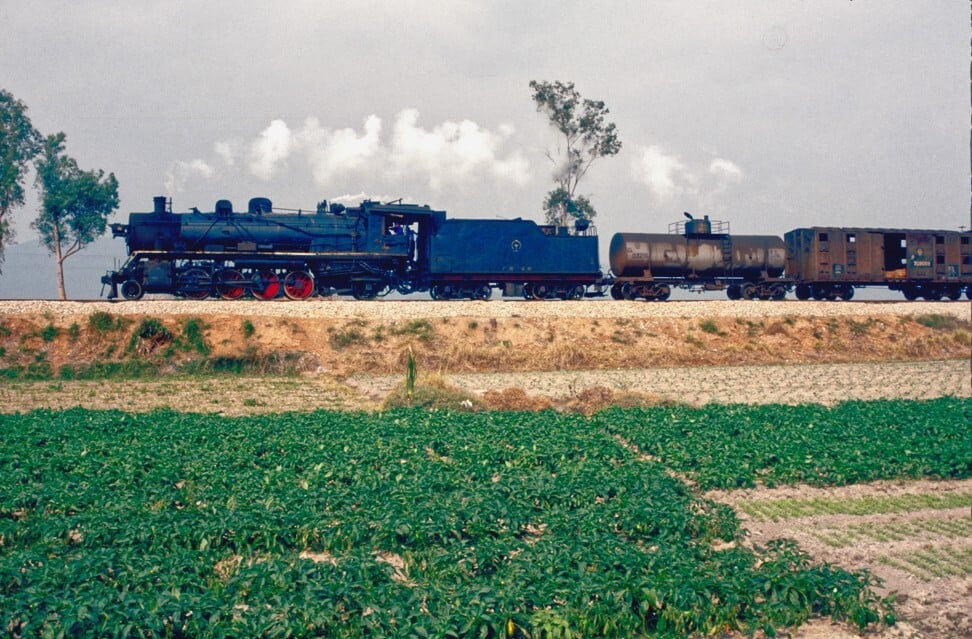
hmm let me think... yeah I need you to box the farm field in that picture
[0,300,969,637]
[1,400,969,638]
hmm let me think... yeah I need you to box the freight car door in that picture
[905,232,934,279]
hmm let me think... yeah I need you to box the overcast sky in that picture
[1,0,969,295]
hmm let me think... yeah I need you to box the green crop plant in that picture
[241,319,255,339]
[0,405,903,638]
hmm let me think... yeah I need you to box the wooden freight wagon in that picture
[784,227,971,300]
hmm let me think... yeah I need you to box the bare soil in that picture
[0,300,969,638]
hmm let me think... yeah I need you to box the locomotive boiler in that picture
[608,213,787,300]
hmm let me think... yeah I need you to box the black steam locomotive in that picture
[102,196,972,302]
[101,196,602,301]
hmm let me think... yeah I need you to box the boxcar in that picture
[784,227,972,300]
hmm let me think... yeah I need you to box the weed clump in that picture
[127,318,172,355]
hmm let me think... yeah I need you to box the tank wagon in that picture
[608,213,788,300]
[785,227,972,300]
[102,196,602,301]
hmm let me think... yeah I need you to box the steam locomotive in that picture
[101,196,601,301]
[101,196,972,301]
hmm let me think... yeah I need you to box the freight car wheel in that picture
[180,268,212,300]
[121,280,144,300]
[945,286,961,301]
[610,284,624,300]
[532,283,549,300]
[216,269,246,300]
[836,284,854,301]
[902,285,919,301]
[740,282,757,300]
[568,284,585,300]
[726,284,742,300]
[795,284,812,300]
[655,285,671,301]
[771,284,787,300]
[283,271,315,300]
[251,270,280,300]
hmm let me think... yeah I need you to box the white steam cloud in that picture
[631,145,743,208]
[183,109,534,191]
[248,119,294,180]
[164,159,215,194]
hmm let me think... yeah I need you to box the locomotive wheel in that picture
[474,285,492,301]
[430,285,442,300]
[351,281,380,300]
[121,279,144,301]
[532,284,549,300]
[180,268,212,300]
[794,284,812,300]
[251,270,280,301]
[568,284,585,300]
[283,271,315,300]
[216,269,246,300]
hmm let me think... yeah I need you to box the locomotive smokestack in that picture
[154,196,167,214]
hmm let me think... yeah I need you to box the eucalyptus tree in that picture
[0,90,42,270]
[33,133,119,299]
[529,80,621,227]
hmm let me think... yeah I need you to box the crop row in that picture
[877,544,972,582]
[736,492,970,522]
[597,398,970,489]
[808,516,971,547]
[2,399,964,637]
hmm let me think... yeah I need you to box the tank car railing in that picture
[668,219,730,235]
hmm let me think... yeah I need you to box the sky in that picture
[1,0,969,299]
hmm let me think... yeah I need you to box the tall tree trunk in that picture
[53,223,66,300]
